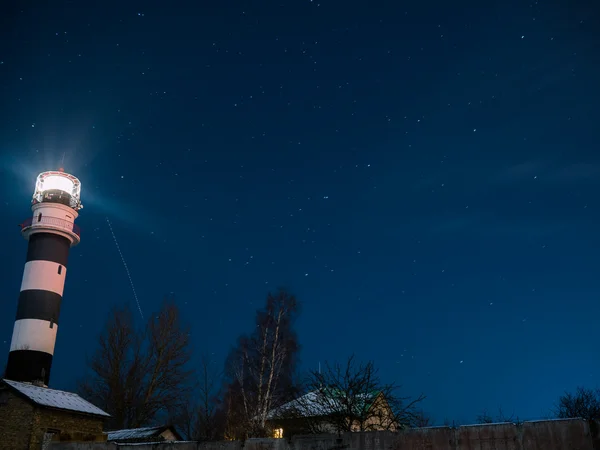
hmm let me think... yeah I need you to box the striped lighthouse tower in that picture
[5,168,83,387]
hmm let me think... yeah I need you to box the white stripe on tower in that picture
[10,319,59,355]
[4,169,82,387]
[21,260,67,295]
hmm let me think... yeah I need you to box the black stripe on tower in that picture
[26,233,71,266]
[5,351,53,385]
[4,232,72,386]
[16,290,62,324]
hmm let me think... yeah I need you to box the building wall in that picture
[160,428,179,441]
[0,388,106,450]
[0,389,35,450]
[351,395,397,432]
[30,405,107,447]
[269,395,397,437]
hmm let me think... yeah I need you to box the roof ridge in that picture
[3,379,77,396]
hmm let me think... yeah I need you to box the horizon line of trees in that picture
[77,288,428,439]
[76,288,597,440]
[472,387,600,428]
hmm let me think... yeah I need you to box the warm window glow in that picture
[273,428,283,439]
[42,175,74,194]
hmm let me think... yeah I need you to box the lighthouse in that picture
[5,168,83,387]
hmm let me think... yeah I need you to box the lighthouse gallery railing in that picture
[20,216,81,237]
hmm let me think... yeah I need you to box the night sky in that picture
[1,0,599,425]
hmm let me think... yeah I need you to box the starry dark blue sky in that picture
[1,0,599,425]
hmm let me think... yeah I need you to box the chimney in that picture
[32,368,47,387]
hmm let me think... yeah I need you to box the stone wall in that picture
[0,389,35,450]
[31,403,107,447]
[49,419,598,450]
[0,387,106,450]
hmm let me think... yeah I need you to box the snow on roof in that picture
[268,391,331,419]
[106,426,173,441]
[267,389,379,420]
[3,379,110,417]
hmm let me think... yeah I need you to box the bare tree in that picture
[77,306,138,428]
[221,288,300,438]
[274,355,425,434]
[442,418,462,427]
[496,407,522,424]
[476,410,494,424]
[221,379,251,440]
[171,354,221,440]
[476,407,521,425]
[78,298,194,430]
[412,410,433,428]
[555,386,600,421]
[195,355,221,440]
[169,399,197,441]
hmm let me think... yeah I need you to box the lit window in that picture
[273,428,283,439]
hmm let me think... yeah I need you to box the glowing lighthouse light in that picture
[4,168,83,387]
[41,174,74,193]
[32,169,82,211]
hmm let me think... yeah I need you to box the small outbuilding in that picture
[0,379,110,450]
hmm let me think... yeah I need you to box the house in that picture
[0,379,110,450]
[106,425,183,443]
[266,388,398,438]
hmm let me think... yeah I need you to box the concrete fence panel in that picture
[245,438,291,450]
[391,426,455,450]
[292,433,340,450]
[362,431,399,450]
[521,419,592,450]
[199,441,244,450]
[457,423,520,450]
[50,444,115,450]
[49,419,598,450]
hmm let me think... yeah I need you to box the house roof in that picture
[2,379,110,418]
[105,425,182,442]
[268,388,381,420]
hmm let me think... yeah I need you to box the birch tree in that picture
[222,288,300,438]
